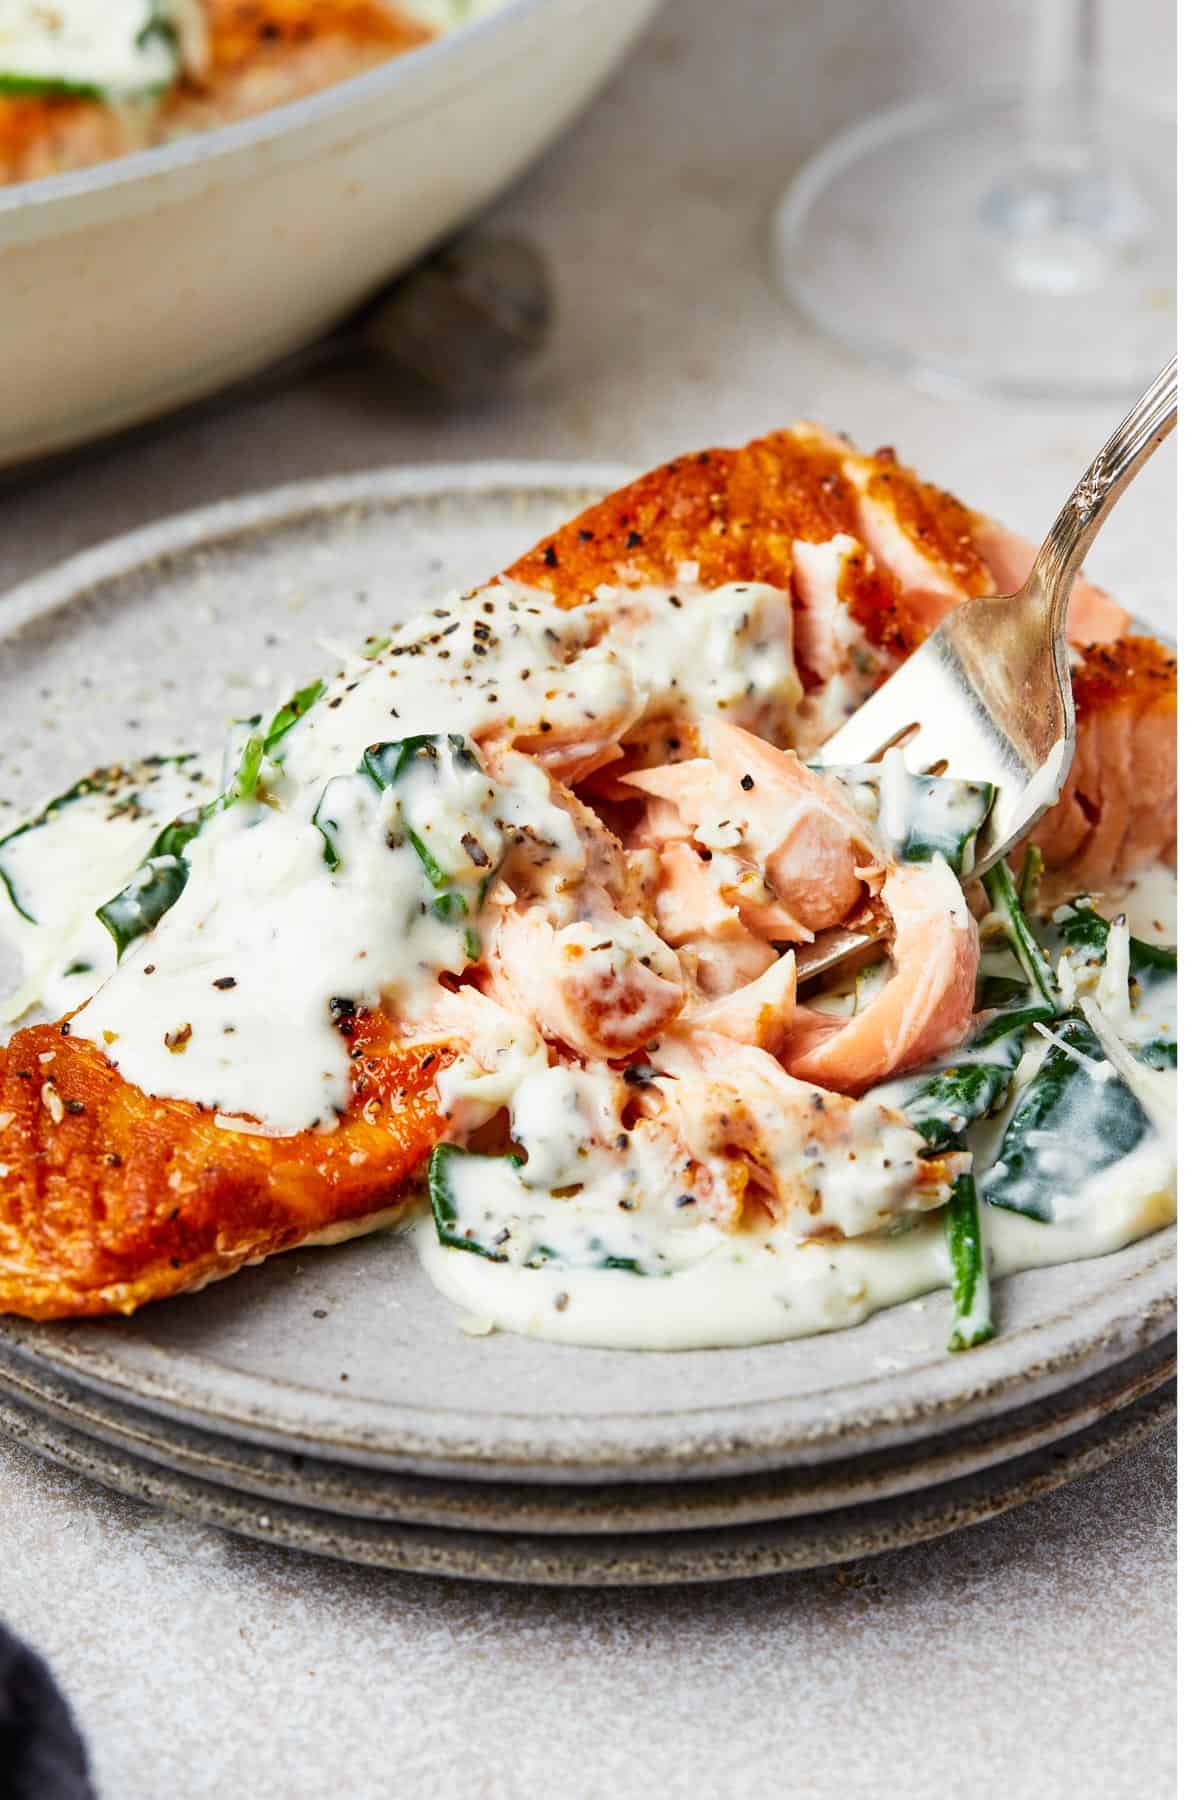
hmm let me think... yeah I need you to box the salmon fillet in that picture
[0,425,1173,1317]
[0,1012,451,1319]
[0,2,429,185]
[1028,636,1177,887]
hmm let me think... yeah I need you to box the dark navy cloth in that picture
[0,1621,94,1800]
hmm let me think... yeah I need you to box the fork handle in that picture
[1030,353,1178,620]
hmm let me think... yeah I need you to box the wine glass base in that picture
[773,91,1176,403]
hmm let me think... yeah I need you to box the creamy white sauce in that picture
[416,1167,1173,1351]
[77,737,575,1133]
[0,2,203,96]
[1095,863,1177,943]
[432,1047,945,1257]
[56,580,804,1132]
[0,755,214,1025]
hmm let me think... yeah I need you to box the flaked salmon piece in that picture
[508,706,643,790]
[639,817,817,951]
[486,908,684,1060]
[680,935,780,1001]
[1,2,429,185]
[625,719,881,935]
[1029,636,1177,886]
[653,1029,966,1239]
[622,718,980,1093]
[833,438,1127,646]
[686,951,797,1055]
[627,791,691,849]
[478,748,685,1059]
[791,535,906,683]
[403,985,547,1142]
[633,804,816,993]
[651,841,751,944]
[0,1010,450,1320]
[783,859,979,1095]
[790,535,907,745]
[478,742,633,908]
[643,840,780,1001]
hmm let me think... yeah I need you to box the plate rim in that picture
[0,1378,1175,1586]
[0,461,1178,1483]
[0,1329,1174,1534]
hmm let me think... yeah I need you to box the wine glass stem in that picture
[1027,0,1100,179]
[983,0,1150,291]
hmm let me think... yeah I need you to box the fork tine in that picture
[813,643,936,767]
[818,677,956,776]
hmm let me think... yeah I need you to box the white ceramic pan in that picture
[0,0,659,468]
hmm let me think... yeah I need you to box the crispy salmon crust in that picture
[0,426,1175,1317]
[0,1013,451,1319]
[505,429,991,660]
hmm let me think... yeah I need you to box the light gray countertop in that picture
[0,1430,1177,1800]
[0,1,1176,1794]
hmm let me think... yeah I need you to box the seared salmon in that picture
[781,859,979,1094]
[0,423,1174,1317]
[1028,635,1177,888]
[0,1013,449,1318]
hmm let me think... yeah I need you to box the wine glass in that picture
[772,0,1176,401]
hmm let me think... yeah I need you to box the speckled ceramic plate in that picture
[0,1374,1174,1585]
[0,1326,1173,1535]
[0,466,1178,1485]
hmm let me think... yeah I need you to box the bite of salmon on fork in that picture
[813,358,1176,883]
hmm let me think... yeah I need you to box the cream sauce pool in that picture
[415,1166,1174,1351]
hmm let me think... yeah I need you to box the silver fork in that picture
[796,354,1177,985]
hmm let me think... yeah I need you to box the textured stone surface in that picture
[0,1430,1177,1800]
[0,0,1175,1793]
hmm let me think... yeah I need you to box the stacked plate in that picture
[0,468,1176,1586]
[0,1226,1176,1587]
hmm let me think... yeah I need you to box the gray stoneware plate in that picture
[0,466,1178,1486]
[0,1327,1173,1534]
[0,1376,1175,1585]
